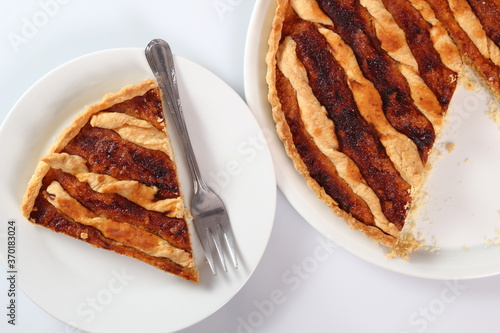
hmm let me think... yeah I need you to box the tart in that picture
[266,0,465,257]
[21,79,199,283]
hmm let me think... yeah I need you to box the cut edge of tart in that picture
[265,0,472,259]
[21,79,199,283]
[424,0,500,104]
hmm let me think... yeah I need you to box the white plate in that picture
[0,48,276,332]
[244,0,500,279]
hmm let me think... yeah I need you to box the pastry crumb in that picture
[486,101,500,127]
[386,232,422,260]
[421,234,439,253]
[484,228,500,246]
[80,232,88,240]
[445,142,455,153]
[421,244,439,253]
[460,68,479,92]
[485,237,500,246]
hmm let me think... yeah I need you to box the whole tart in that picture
[266,0,464,257]
[21,79,199,283]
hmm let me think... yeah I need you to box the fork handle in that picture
[145,39,207,192]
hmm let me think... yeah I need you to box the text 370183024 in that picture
[6,219,17,326]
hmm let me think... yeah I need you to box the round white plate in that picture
[0,48,276,332]
[244,0,500,279]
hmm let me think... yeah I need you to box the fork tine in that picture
[220,224,238,269]
[213,225,228,272]
[201,228,217,275]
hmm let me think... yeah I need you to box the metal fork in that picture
[145,39,238,275]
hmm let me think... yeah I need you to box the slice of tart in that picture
[266,0,463,257]
[21,79,199,283]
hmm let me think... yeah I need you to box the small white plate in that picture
[0,48,276,332]
[244,0,500,279]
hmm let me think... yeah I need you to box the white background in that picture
[1,0,500,332]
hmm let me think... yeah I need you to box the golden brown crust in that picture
[21,79,199,283]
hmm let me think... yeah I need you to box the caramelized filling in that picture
[44,168,191,251]
[467,0,500,47]
[106,89,166,131]
[381,0,458,106]
[63,124,179,200]
[316,0,436,161]
[276,68,376,226]
[288,20,410,229]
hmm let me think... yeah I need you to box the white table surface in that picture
[1,1,500,332]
